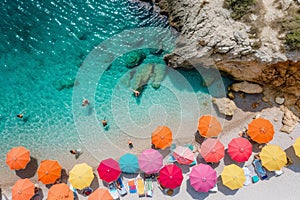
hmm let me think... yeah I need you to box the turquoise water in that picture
[0,0,231,179]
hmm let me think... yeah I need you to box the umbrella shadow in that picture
[90,173,100,190]
[15,156,38,178]
[60,169,69,183]
[185,179,209,199]
[217,176,238,196]
[194,131,205,145]
[223,149,244,167]
[156,147,171,158]
[174,163,190,174]
[122,172,139,179]
[251,141,265,153]
[31,188,44,200]
[285,146,300,173]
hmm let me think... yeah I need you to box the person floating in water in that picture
[17,113,23,119]
[82,98,89,106]
[102,119,107,127]
[128,140,134,149]
[131,89,140,97]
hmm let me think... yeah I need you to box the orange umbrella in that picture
[6,146,30,170]
[151,126,172,150]
[198,115,222,138]
[12,178,34,200]
[88,188,113,200]
[37,160,62,184]
[48,183,74,200]
[247,118,274,144]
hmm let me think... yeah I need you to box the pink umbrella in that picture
[158,164,183,189]
[200,138,224,163]
[228,137,252,162]
[138,149,163,174]
[173,146,194,165]
[97,158,121,183]
[189,164,217,192]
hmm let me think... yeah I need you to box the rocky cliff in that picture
[150,0,300,117]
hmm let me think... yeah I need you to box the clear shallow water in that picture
[0,0,231,179]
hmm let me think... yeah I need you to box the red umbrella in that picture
[228,138,252,162]
[158,164,183,189]
[97,158,121,183]
[189,164,217,192]
[200,138,224,163]
[173,146,194,165]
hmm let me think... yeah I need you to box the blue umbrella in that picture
[119,153,139,173]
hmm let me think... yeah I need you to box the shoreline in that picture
[2,101,300,199]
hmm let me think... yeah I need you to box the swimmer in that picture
[131,89,140,97]
[82,98,89,106]
[17,114,23,119]
[102,119,107,127]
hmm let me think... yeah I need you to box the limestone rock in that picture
[212,97,237,116]
[230,81,263,94]
[122,50,146,68]
[280,106,300,133]
[151,64,166,89]
[275,96,285,105]
[131,63,154,89]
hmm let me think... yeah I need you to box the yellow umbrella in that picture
[69,163,94,190]
[221,164,245,190]
[293,138,300,157]
[260,145,287,171]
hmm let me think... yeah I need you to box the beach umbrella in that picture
[138,149,163,174]
[173,146,195,165]
[98,158,121,183]
[151,126,173,150]
[48,183,74,200]
[200,138,224,163]
[198,115,222,138]
[37,160,62,184]
[69,163,94,190]
[247,118,274,144]
[12,178,34,200]
[221,164,245,190]
[88,188,113,200]
[228,138,252,162]
[293,138,300,157]
[158,164,183,189]
[6,146,30,170]
[189,164,217,192]
[260,145,287,171]
[119,153,139,173]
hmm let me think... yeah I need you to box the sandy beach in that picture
[2,98,300,199]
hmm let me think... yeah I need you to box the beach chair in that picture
[136,178,145,197]
[209,183,218,193]
[253,159,268,180]
[108,183,120,200]
[127,179,137,194]
[145,178,153,197]
[115,177,127,196]
[243,167,251,186]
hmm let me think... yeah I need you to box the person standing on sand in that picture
[70,149,82,159]
[128,140,134,149]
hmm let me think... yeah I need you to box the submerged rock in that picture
[230,81,263,94]
[212,97,237,116]
[151,64,167,89]
[53,77,77,91]
[122,50,146,68]
[131,63,154,89]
